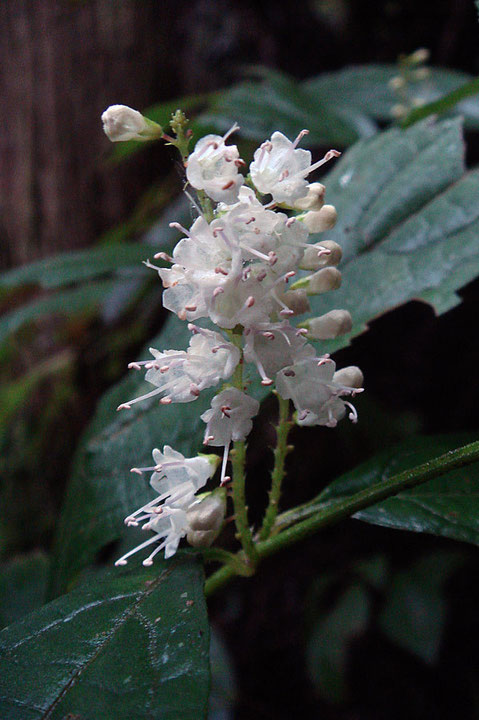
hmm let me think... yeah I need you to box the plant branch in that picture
[204,439,479,596]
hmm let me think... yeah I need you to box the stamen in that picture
[344,401,358,423]
[153,251,173,262]
[220,444,230,485]
[115,534,162,567]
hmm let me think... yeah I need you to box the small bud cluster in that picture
[389,48,431,120]
[103,108,363,566]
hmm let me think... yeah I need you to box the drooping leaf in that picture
[308,117,479,352]
[306,583,370,703]
[313,434,479,545]
[0,245,152,291]
[0,281,118,346]
[0,552,49,630]
[0,194,190,293]
[379,551,465,664]
[0,558,209,720]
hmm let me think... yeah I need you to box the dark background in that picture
[1,2,479,718]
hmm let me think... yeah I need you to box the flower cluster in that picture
[102,106,363,566]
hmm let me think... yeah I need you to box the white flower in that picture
[117,328,240,409]
[116,506,189,565]
[186,125,244,203]
[201,388,260,447]
[249,130,340,205]
[244,321,315,384]
[116,448,220,566]
[102,104,151,142]
[276,357,363,427]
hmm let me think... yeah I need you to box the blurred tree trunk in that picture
[0,0,168,268]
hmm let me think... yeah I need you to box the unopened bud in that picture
[279,288,310,315]
[101,104,162,142]
[391,103,407,119]
[300,309,352,339]
[186,488,226,549]
[292,267,341,295]
[300,240,342,271]
[388,75,406,91]
[410,48,429,65]
[333,365,364,388]
[302,204,337,233]
[293,182,326,211]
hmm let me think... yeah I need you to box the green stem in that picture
[228,328,258,568]
[204,439,479,596]
[200,547,252,575]
[258,394,292,541]
[196,189,214,223]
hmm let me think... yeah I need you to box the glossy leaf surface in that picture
[0,558,209,720]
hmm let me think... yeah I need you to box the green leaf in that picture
[199,67,370,147]
[310,117,479,352]
[317,434,479,545]
[379,551,465,664]
[0,559,210,720]
[303,65,479,130]
[0,552,49,629]
[0,281,118,346]
[306,583,370,703]
[401,77,479,128]
[0,244,157,291]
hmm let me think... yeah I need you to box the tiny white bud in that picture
[302,204,338,233]
[186,488,227,548]
[279,288,310,316]
[391,103,408,119]
[300,239,343,271]
[388,75,406,91]
[293,182,326,211]
[410,48,429,65]
[304,267,342,295]
[102,104,160,142]
[301,309,353,339]
[333,366,364,388]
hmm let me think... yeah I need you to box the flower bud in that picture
[388,75,406,91]
[391,103,407,120]
[302,204,337,233]
[292,267,341,295]
[410,48,429,65]
[300,309,352,339]
[279,288,310,316]
[186,487,227,548]
[293,182,326,211]
[300,239,342,271]
[333,365,364,388]
[101,104,162,142]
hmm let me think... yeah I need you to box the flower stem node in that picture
[299,309,353,339]
[101,105,162,142]
[301,204,337,233]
